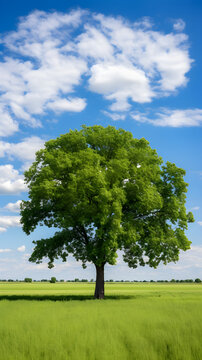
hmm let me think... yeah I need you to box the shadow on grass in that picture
[0,294,135,302]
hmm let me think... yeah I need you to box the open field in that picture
[0,282,202,360]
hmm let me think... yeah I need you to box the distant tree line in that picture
[0,278,201,283]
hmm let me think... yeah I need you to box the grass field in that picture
[0,282,202,360]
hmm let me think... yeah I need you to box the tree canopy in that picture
[20,125,194,298]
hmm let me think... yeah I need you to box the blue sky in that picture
[0,0,201,281]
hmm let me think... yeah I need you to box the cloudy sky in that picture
[0,0,201,281]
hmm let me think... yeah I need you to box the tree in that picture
[50,277,57,283]
[20,125,194,299]
[24,277,32,282]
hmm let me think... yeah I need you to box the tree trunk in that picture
[94,264,105,299]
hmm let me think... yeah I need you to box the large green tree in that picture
[20,126,194,298]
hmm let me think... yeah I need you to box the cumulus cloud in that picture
[173,19,186,32]
[94,13,191,93]
[0,216,21,228]
[89,63,153,111]
[0,136,44,169]
[47,97,86,112]
[198,221,202,226]
[5,200,22,213]
[0,227,7,233]
[134,17,153,30]
[0,10,192,131]
[0,107,19,137]
[77,24,114,60]
[17,245,26,252]
[0,165,27,195]
[0,10,87,137]
[131,108,202,127]
[102,111,126,121]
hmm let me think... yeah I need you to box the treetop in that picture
[21,125,194,270]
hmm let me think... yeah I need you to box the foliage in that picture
[20,125,194,272]
[24,278,32,283]
[50,277,56,283]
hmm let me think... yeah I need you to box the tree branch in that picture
[133,209,162,221]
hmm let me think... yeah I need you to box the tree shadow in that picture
[0,294,134,302]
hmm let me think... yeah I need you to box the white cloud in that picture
[89,62,153,110]
[77,25,114,60]
[0,165,27,195]
[0,10,192,130]
[26,261,71,272]
[131,108,202,127]
[197,221,202,226]
[17,245,26,252]
[0,227,7,233]
[0,10,87,137]
[94,14,191,94]
[25,262,50,271]
[106,246,202,280]
[0,216,21,228]
[5,200,22,213]
[102,111,126,121]
[0,136,44,169]
[134,17,153,30]
[173,19,186,32]
[0,106,19,137]
[5,9,85,47]
[47,97,86,112]
[0,249,11,253]
[166,246,202,271]
[0,246,202,280]
[0,58,41,128]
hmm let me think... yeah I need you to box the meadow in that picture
[0,282,202,360]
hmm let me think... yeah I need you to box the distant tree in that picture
[170,279,176,282]
[50,277,56,283]
[24,278,32,283]
[20,126,194,299]
[195,278,201,283]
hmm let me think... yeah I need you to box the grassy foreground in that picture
[0,283,202,360]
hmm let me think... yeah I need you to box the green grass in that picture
[0,282,202,360]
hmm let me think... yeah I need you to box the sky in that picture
[0,0,201,281]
